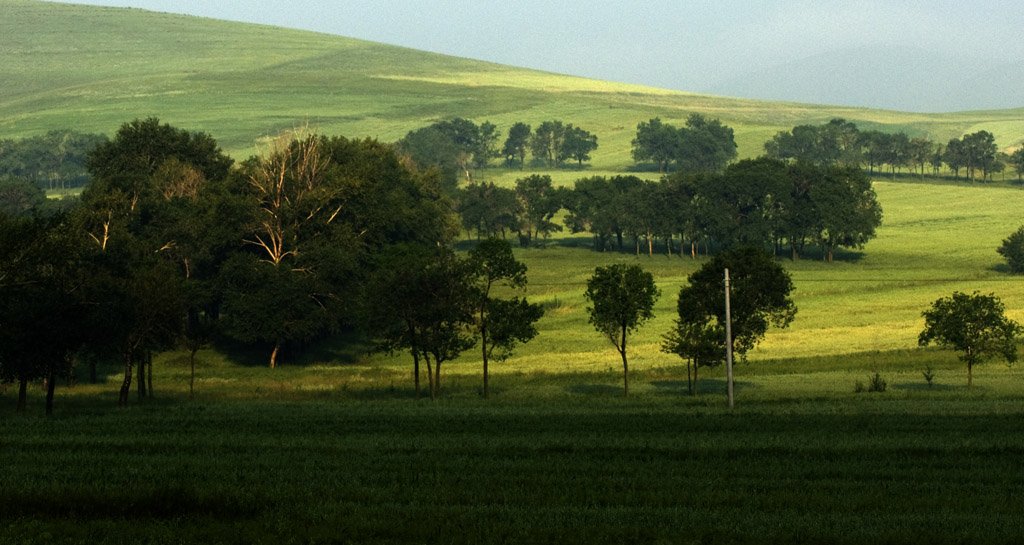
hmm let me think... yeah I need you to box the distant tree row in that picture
[397,118,598,189]
[458,158,882,262]
[0,130,107,191]
[765,119,1016,182]
[631,114,738,173]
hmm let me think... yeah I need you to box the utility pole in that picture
[725,268,734,411]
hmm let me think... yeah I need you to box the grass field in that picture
[6,2,1024,543]
[4,0,1024,165]
[6,178,1024,544]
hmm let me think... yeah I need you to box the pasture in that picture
[5,178,1024,544]
[5,2,1024,543]
[4,0,1024,164]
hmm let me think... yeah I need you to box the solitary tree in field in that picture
[584,264,660,397]
[919,291,1020,389]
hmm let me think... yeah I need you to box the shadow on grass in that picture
[987,262,1014,275]
[210,331,373,369]
[651,378,759,393]
[892,382,958,392]
[567,384,624,396]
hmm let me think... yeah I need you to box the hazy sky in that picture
[43,0,1024,110]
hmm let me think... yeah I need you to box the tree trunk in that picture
[189,346,198,398]
[412,350,421,399]
[17,378,28,412]
[647,232,653,257]
[694,361,699,396]
[137,357,147,401]
[269,342,280,369]
[967,349,974,389]
[119,352,133,407]
[424,352,435,401]
[620,325,629,397]
[89,359,97,384]
[686,360,693,396]
[481,317,490,399]
[434,359,442,399]
[147,351,153,399]
[45,372,56,416]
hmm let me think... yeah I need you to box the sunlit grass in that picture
[4,0,1024,168]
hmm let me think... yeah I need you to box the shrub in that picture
[922,365,935,388]
[868,372,887,393]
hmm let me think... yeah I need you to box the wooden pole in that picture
[725,268,734,412]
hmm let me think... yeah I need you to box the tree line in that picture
[0,118,545,413]
[765,118,1023,182]
[0,129,107,191]
[457,158,882,262]
[397,118,599,190]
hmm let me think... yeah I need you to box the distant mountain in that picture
[700,46,1024,113]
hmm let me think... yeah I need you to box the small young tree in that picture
[919,291,1020,389]
[661,319,722,396]
[467,238,543,398]
[584,264,660,397]
[997,226,1024,273]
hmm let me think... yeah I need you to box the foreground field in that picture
[3,393,1024,544]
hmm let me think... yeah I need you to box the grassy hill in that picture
[4,0,1024,164]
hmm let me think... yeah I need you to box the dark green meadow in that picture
[4,391,1024,544]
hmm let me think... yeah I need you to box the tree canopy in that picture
[584,264,660,397]
[675,246,796,362]
[919,291,1020,388]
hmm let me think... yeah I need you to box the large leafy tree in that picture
[919,291,1020,389]
[0,213,88,414]
[560,124,598,167]
[676,247,796,362]
[676,113,737,173]
[78,118,231,404]
[457,182,521,240]
[584,264,660,397]
[226,132,454,367]
[502,122,531,168]
[467,238,543,398]
[631,118,679,173]
[514,174,563,247]
[810,165,882,263]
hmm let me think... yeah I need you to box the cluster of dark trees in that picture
[765,119,1020,182]
[458,158,882,262]
[0,118,544,413]
[398,118,598,187]
[0,130,107,190]
[630,114,738,173]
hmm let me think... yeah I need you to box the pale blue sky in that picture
[43,0,1024,111]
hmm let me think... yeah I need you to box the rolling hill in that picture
[3,0,1024,165]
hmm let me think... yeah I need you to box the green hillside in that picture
[3,0,1024,164]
